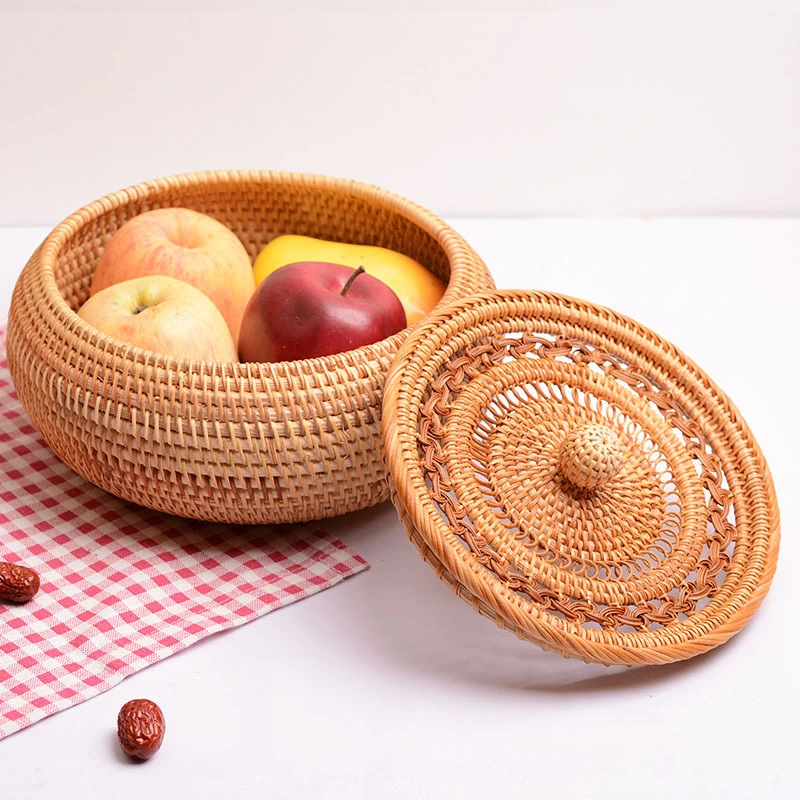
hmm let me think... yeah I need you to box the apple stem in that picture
[132,305,148,315]
[340,265,366,297]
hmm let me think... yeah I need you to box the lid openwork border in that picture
[382,290,780,666]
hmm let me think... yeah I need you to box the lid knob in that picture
[557,423,624,491]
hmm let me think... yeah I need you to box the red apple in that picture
[90,207,255,347]
[238,262,407,362]
[78,275,238,362]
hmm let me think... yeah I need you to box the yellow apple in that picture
[252,235,445,327]
[91,207,255,347]
[78,275,238,362]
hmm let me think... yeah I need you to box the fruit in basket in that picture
[253,234,445,326]
[91,207,255,346]
[238,262,406,362]
[78,275,238,362]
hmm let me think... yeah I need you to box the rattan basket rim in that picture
[29,169,476,377]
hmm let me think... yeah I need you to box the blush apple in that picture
[78,275,238,362]
[238,262,407,363]
[90,207,255,347]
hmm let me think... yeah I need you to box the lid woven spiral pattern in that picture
[382,290,780,666]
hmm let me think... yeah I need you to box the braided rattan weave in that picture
[382,290,780,665]
[6,171,494,525]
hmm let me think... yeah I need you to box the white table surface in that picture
[1,218,796,798]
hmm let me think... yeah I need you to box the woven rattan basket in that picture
[382,290,780,666]
[6,171,494,525]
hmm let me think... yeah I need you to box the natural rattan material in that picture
[6,171,494,525]
[382,290,780,666]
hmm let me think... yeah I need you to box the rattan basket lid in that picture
[382,290,780,666]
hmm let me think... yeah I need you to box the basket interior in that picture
[52,175,454,314]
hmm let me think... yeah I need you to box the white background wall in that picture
[1,2,799,224]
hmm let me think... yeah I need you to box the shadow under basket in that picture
[6,170,495,525]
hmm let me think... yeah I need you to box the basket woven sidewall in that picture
[6,170,494,525]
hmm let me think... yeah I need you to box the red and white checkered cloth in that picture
[0,326,368,740]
